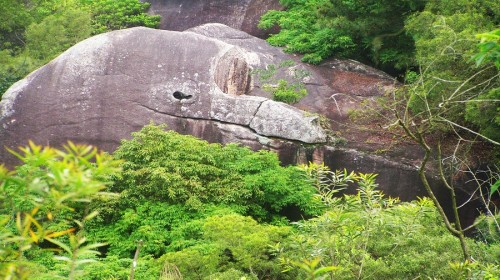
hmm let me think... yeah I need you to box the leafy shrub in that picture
[160,214,290,279]
[109,124,320,221]
[1,137,499,279]
[87,124,321,258]
[25,8,92,61]
[0,142,121,279]
[263,79,307,104]
[79,0,160,34]
[274,164,495,279]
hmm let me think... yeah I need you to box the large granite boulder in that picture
[0,24,435,201]
[143,0,282,38]
[0,25,327,152]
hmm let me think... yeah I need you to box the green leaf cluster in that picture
[275,164,500,279]
[79,0,160,34]
[264,79,308,104]
[0,141,121,279]
[473,29,500,69]
[25,8,92,61]
[84,124,321,258]
[252,60,310,104]
[109,124,320,220]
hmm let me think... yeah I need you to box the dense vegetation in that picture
[259,0,498,75]
[0,0,160,95]
[0,124,499,279]
[259,0,427,73]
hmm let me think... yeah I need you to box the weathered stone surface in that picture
[0,24,431,205]
[250,101,327,143]
[144,0,282,38]
[214,47,252,96]
[0,25,328,166]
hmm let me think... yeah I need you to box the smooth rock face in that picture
[144,0,282,38]
[0,24,424,199]
[0,26,326,160]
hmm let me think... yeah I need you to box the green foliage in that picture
[288,258,338,280]
[449,259,500,280]
[473,29,500,69]
[79,0,160,34]
[259,0,425,72]
[88,201,226,258]
[0,0,31,51]
[204,268,256,280]
[25,7,92,61]
[300,163,354,208]
[475,213,500,244]
[275,164,496,279]
[110,124,320,221]
[0,141,121,279]
[1,135,499,279]
[160,214,290,279]
[264,79,308,104]
[402,1,499,143]
[203,214,290,275]
[0,50,35,96]
[465,88,500,143]
[77,255,131,279]
[79,254,161,280]
[86,124,320,259]
[405,1,497,73]
[160,244,221,280]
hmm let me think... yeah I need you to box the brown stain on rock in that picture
[214,48,252,95]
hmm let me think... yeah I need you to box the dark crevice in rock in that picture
[172,91,193,100]
[248,99,266,128]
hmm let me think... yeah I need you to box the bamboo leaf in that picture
[490,179,500,198]
[313,266,338,276]
[83,210,99,221]
[45,228,76,239]
[46,237,72,254]
[29,229,39,243]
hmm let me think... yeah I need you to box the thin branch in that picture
[447,66,495,101]
[438,118,500,145]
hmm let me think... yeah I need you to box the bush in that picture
[264,79,308,104]
[79,0,160,34]
[0,142,121,279]
[86,124,321,258]
[109,124,320,221]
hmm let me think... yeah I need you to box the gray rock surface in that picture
[0,24,426,200]
[143,0,282,38]
[0,25,327,160]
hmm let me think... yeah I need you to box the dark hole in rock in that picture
[173,91,192,100]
